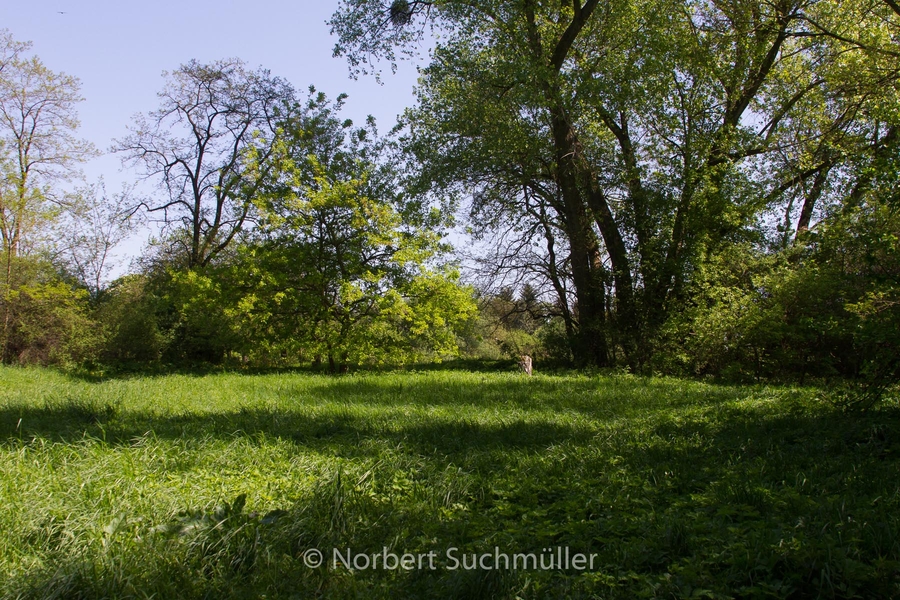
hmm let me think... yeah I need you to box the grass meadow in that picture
[1,366,899,599]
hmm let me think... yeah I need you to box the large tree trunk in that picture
[584,186,637,364]
[548,109,610,366]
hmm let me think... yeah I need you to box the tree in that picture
[57,180,142,301]
[0,31,93,263]
[330,0,899,368]
[3,278,100,366]
[237,92,475,370]
[0,29,28,76]
[0,29,94,362]
[253,161,473,370]
[114,59,294,269]
[116,89,475,369]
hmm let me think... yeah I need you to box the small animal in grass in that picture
[518,354,533,376]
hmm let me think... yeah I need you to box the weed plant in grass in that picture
[1,366,899,598]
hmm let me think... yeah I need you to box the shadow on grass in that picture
[0,404,600,457]
[62,358,526,383]
[0,374,751,451]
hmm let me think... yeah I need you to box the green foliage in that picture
[330,0,900,370]
[657,195,900,404]
[163,268,243,364]
[536,317,574,365]
[0,254,99,367]
[214,226,476,369]
[0,30,94,264]
[223,92,475,370]
[95,275,169,364]
[0,31,97,368]
[390,268,479,361]
[811,198,900,407]
[459,286,562,363]
[93,88,476,370]
[3,279,99,367]
[96,243,476,371]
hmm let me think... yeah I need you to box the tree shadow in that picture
[593,404,900,596]
[0,401,592,456]
[0,374,748,452]
[61,359,520,383]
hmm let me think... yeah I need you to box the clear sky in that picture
[1,0,423,269]
[1,0,421,162]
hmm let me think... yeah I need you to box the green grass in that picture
[1,366,899,599]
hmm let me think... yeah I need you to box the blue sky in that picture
[0,0,420,192]
[1,0,424,269]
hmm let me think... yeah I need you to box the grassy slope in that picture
[1,366,898,599]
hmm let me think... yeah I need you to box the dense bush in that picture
[0,256,101,367]
[655,197,900,399]
[95,275,169,363]
[87,255,478,371]
[3,281,100,366]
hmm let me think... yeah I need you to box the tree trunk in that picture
[796,164,829,237]
[548,109,610,366]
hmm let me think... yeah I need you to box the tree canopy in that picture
[330,0,900,372]
[114,59,294,269]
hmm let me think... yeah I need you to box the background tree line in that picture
[0,33,474,372]
[331,0,900,397]
[2,0,900,397]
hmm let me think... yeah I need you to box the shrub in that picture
[3,282,100,366]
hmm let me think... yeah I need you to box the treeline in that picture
[0,37,474,372]
[330,0,900,397]
[476,205,900,391]
[4,0,900,396]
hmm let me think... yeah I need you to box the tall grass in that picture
[1,366,898,598]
